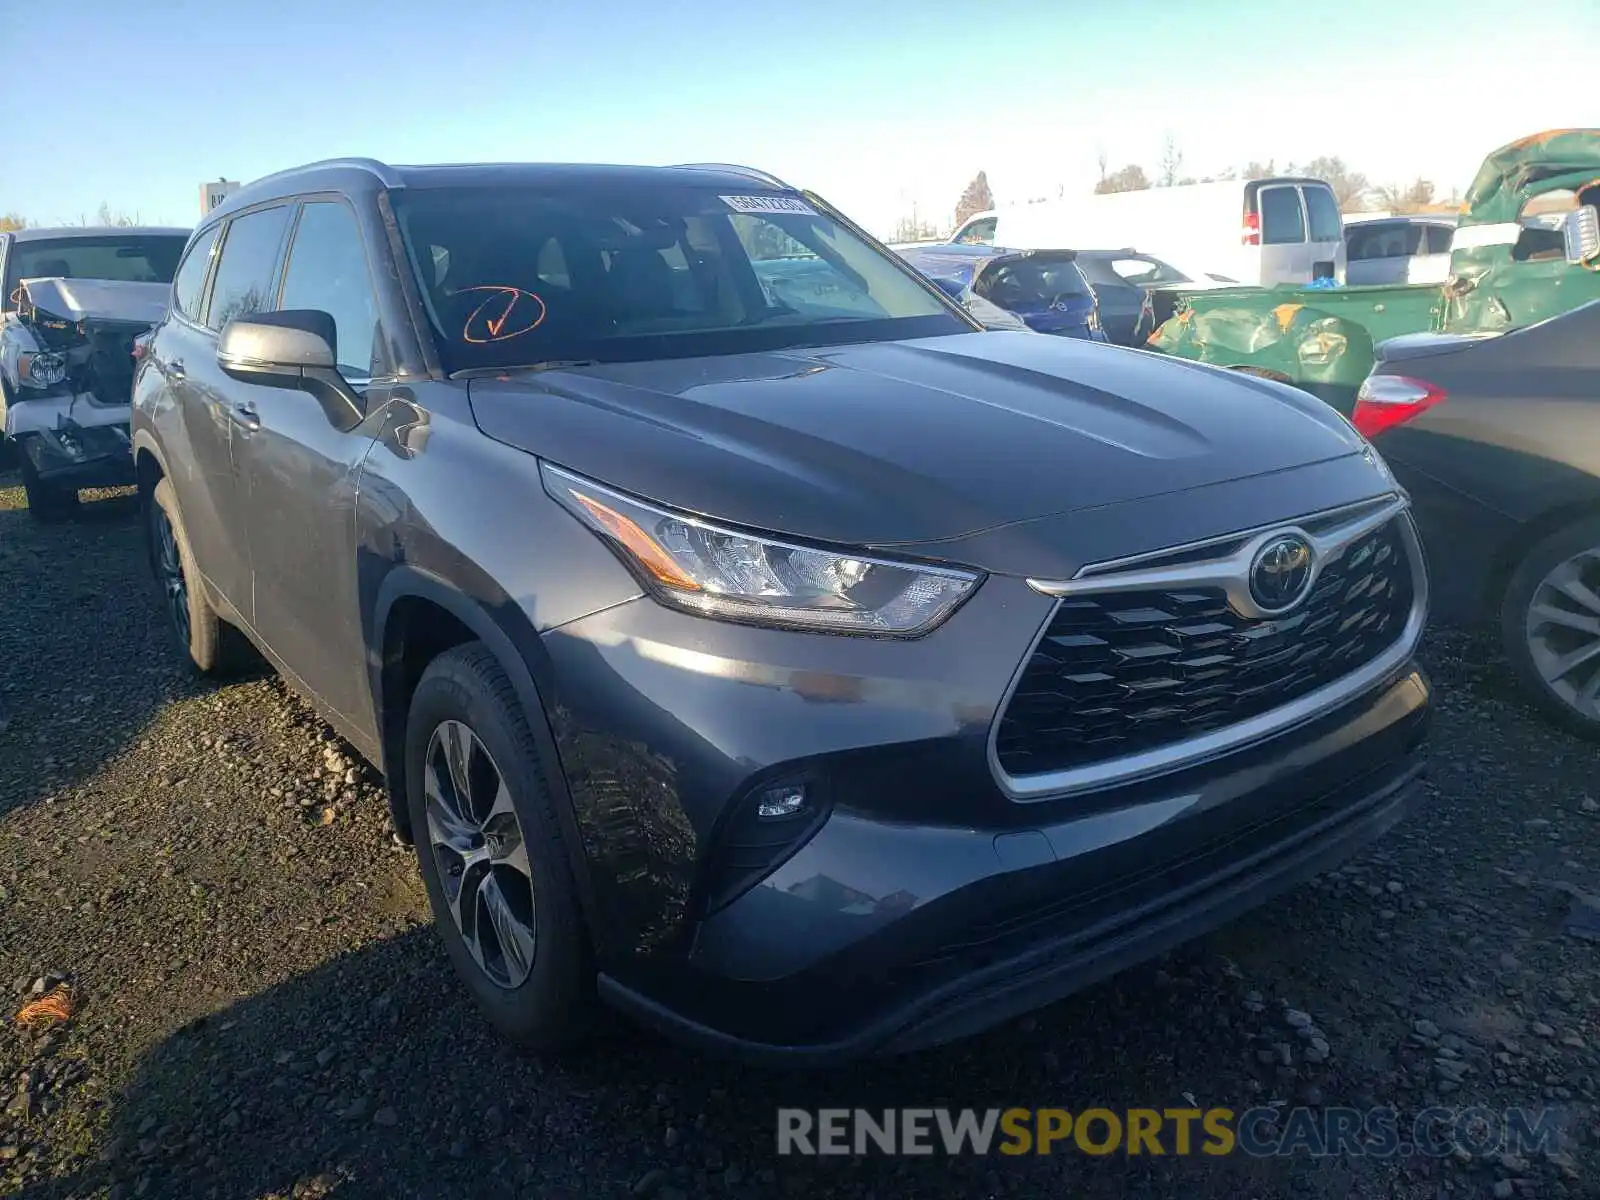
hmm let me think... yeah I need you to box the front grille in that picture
[995,517,1415,778]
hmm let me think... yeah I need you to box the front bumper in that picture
[20,422,135,489]
[8,390,135,490]
[542,565,1430,1063]
[599,667,1428,1064]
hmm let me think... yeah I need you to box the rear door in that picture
[1075,255,1149,345]
[1301,184,1345,281]
[233,197,384,729]
[1255,183,1309,284]
[170,204,294,624]
[1346,221,1408,286]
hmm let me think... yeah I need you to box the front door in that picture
[233,198,384,731]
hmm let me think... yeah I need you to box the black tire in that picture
[20,454,80,523]
[405,643,594,1052]
[148,477,254,676]
[1500,515,1600,741]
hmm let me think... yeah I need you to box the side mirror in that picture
[217,310,363,431]
[1563,205,1600,265]
[931,277,965,300]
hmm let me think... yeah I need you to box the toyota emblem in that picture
[1249,534,1315,612]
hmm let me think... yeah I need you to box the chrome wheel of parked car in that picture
[153,507,192,651]
[423,718,537,990]
[1523,544,1600,723]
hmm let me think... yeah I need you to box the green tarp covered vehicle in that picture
[1146,130,1600,412]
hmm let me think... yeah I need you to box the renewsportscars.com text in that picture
[776,1106,1563,1159]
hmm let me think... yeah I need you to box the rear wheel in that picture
[1501,516,1600,740]
[406,643,594,1052]
[20,454,80,523]
[148,477,253,675]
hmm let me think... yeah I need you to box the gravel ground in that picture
[1,470,1597,1200]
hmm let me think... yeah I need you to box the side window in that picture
[1302,186,1342,243]
[1424,225,1453,255]
[1258,187,1306,245]
[172,226,220,321]
[279,201,381,380]
[207,206,291,332]
[956,217,996,246]
[1345,226,1380,261]
[1513,189,1576,262]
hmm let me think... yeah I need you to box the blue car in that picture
[895,244,1107,340]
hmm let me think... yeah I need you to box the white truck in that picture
[0,226,189,518]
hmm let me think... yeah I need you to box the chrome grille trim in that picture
[990,497,1427,802]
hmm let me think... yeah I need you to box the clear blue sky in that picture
[2,0,1593,235]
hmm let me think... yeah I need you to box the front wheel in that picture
[1501,516,1600,740]
[406,643,594,1052]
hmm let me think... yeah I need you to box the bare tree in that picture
[96,202,142,227]
[1096,149,1109,188]
[0,212,28,233]
[1094,164,1151,194]
[953,171,995,227]
[1291,156,1371,209]
[1375,177,1437,214]
[1158,135,1184,187]
[1242,160,1277,181]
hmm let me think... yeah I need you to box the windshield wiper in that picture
[450,360,598,380]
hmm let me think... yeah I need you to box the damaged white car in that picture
[1,226,189,518]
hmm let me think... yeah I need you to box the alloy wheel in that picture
[1525,545,1600,724]
[154,510,190,650]
[423,719,537,989]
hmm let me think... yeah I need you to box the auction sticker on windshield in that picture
[720,194,817,216]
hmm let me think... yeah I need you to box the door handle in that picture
[168,359,186,381]
[228,402,261,432]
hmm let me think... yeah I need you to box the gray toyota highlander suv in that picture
[130,158,1431,1063]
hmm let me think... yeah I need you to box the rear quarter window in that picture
[172,227,220,321]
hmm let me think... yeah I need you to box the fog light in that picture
[755,784,808,820]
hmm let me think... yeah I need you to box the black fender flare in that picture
[370,564,605,948]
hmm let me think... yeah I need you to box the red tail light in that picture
[1241,211,1261,246]
[1351,374,1446,438]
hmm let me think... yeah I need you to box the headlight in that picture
[542,463,980,636]
[19,351,67,388]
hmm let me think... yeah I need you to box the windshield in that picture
[392,185,968,372]
[1079,254,1191,287]
[4,234,187,311]
[974,255,1089,308]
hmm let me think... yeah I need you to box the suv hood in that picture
[468,331,1370,560]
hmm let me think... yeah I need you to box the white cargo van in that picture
[951,178,1346,286]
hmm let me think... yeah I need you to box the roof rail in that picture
[239,157,401,192]
[672,162,792,190]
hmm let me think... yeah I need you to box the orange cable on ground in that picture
[16,984,77,1029]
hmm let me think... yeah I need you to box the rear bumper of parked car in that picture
[542,561,1431,1064]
